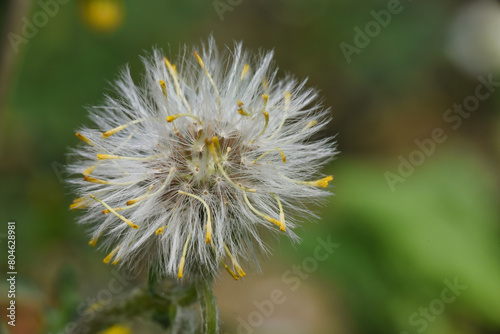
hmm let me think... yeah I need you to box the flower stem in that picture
[196,278,218,334]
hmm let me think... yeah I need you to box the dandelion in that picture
[67,38,336,282]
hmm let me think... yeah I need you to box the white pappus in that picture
[67,38,336,280]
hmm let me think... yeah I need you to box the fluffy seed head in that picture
[67,38,336,280]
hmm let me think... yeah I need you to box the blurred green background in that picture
[1,0,500,333]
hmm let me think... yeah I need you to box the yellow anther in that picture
[221,260,240,280]
[306,175,333,188]
[164,56,191,113]
[210,243,240,280]
[262,78,268,91]
[166,113,201,124]
[102,198,142,214]
[88,220,111,247]
[102,118,151,139]
[306,120,318,129]
[102,124,128,139]
[88,236,99,247]
[251,95,270,143]
[101,199,140,214]
[102,252,113,263]
[83,164,98,176]
[90,195,139,229]
[224,243,246,278]
[83,176,108,184]
[75,132,94,146]
[242,191,282,230]
[97,154,156,161]
[159,79,167,97]
[271,193,286,232]
[86,129,137,178]
[238,109,252,117]
[279,150,287,163]
[193,50,221,106]
[283,174,333,188]
[113,241,136,265]
[251,148,286,164]
[234,264,246,278]
[163,56,174,72]
[126,168,174,206]
[177,232,192,278]
[70,202,88,210]
[155,226,167,235]
[70,197,90,210]
[193,50,205,68]
[259,110,269,137]
[262,94,269,105]
[206,137,256,193]
[83,176,134,186]
[125,198,140,206]
[102,183,150,214]
[127,189,148,206]
[70,203,86,210]
[212,136,223,157]
[241,63,250,80]
[237,100,251,117]
[178,190,212,244]
[103,245,120,264]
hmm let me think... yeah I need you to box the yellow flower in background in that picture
[98,324,131,334]
[80,0,125,33]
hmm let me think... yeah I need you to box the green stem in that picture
[196,278,218,334]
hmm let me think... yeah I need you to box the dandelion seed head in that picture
[68,38,336,280]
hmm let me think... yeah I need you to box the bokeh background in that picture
[1,0,500,333]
